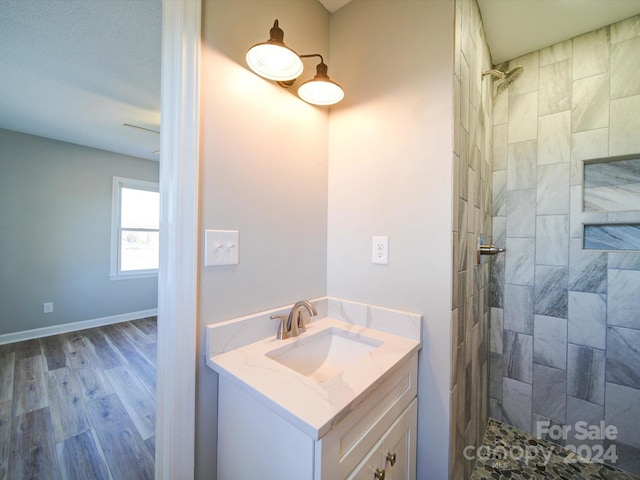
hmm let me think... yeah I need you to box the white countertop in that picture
[207,315,421,440]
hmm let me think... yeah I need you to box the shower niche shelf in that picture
[581,154,640,251]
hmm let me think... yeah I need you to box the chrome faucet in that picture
[286,300,317,337]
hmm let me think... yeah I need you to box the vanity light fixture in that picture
[246,20,344,106]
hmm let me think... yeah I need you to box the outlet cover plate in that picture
[372,236,389,264]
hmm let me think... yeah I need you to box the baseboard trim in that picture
[0,308,158,345]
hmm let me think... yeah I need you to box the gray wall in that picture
[490,14,640,475]
[198,1,330,477]
[328,2,454,478]
[0,129,159,336]
[198,0,455,478]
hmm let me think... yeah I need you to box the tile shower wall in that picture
[451,0,493,478]
[490,14,640,476]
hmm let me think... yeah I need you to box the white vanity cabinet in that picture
[347,399,417,480]
[217,353,418,480]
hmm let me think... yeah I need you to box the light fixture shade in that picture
[297,62,344,106]
[246,20,304,82]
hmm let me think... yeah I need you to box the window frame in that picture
[110,176,160,280]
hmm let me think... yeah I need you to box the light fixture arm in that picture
[299,53,324,63]
[277,54,328,88]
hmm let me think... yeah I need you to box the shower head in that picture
[496,66,523,93]
[481,65,523,94]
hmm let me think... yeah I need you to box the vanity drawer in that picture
[316,353,418,479]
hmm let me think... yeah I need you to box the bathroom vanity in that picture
[206,297,422,480]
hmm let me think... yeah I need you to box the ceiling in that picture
[0,0,161,161]
[477,0,640,64]
[2,0,640,161]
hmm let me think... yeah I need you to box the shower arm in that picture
[481,69,506,80]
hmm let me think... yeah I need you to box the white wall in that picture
[0,129,159,335]
[197,1,330,477]
[328,1,454,477]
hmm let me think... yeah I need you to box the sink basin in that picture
[266,327,383,382]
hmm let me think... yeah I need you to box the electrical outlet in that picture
[43,302,53,314]
[372,236,389,264]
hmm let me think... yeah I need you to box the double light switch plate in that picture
[205,230,239,266]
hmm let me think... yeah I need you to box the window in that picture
[111,177,159,279]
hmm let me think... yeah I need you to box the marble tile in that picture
[531,413,566,445]
[506,189,536,237]
[490,262,504,309]
[492,216,506,263]
[566,396,605,447]
[454,76,461,156]
[493,89,508,127]
[490,307,503,354]
[607,440,640,476]
[503,331,532,383]
[508,92,538,143]
[539,39,572,66]
[608,269,640,329]
[505,237,535,286]
[611,14,640,44]
[584,224,640,250]
[609,251,640,270]
[584,158,640,188]
[572,74,610,133]
[568,238,608,293]
[611,36,640,99]
[568,292,607,350]
[536,215,569,266]
[459,150,469,202]
[569,185,583,238]
[566,396,604,431]
[534,266,569,318]
[568,344,605,405]
[502,377,532,432]
[490,352,503,399]
[570,128,609,186]
[506,52,539,96]
[606,326,640,389]
[532,364,566,423]
[507,141,537,190]
[584,184,640,212]
[460,54,470,133]
[533,315,567,369]
[492,170,506,216]
[503,284,533,334]
[539,60,571,116]
[468,172,477,225]
[605,382,640,449]
[459,231,468,274]
[610,95,640,156]
[573,27,610,80]
[489,398,503,421]
[537,164,570,215]
[537,111,571,165]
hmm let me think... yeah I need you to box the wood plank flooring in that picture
[0,318,157,479]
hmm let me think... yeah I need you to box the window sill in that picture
[110,271,159,281]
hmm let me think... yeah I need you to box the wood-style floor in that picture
[0,317,157,480]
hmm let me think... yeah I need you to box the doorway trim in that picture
[156,0,200,478]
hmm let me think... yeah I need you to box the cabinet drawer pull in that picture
[374,468,386,480]
[386,452,397,466]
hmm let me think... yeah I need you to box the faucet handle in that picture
[270,315,289,340]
